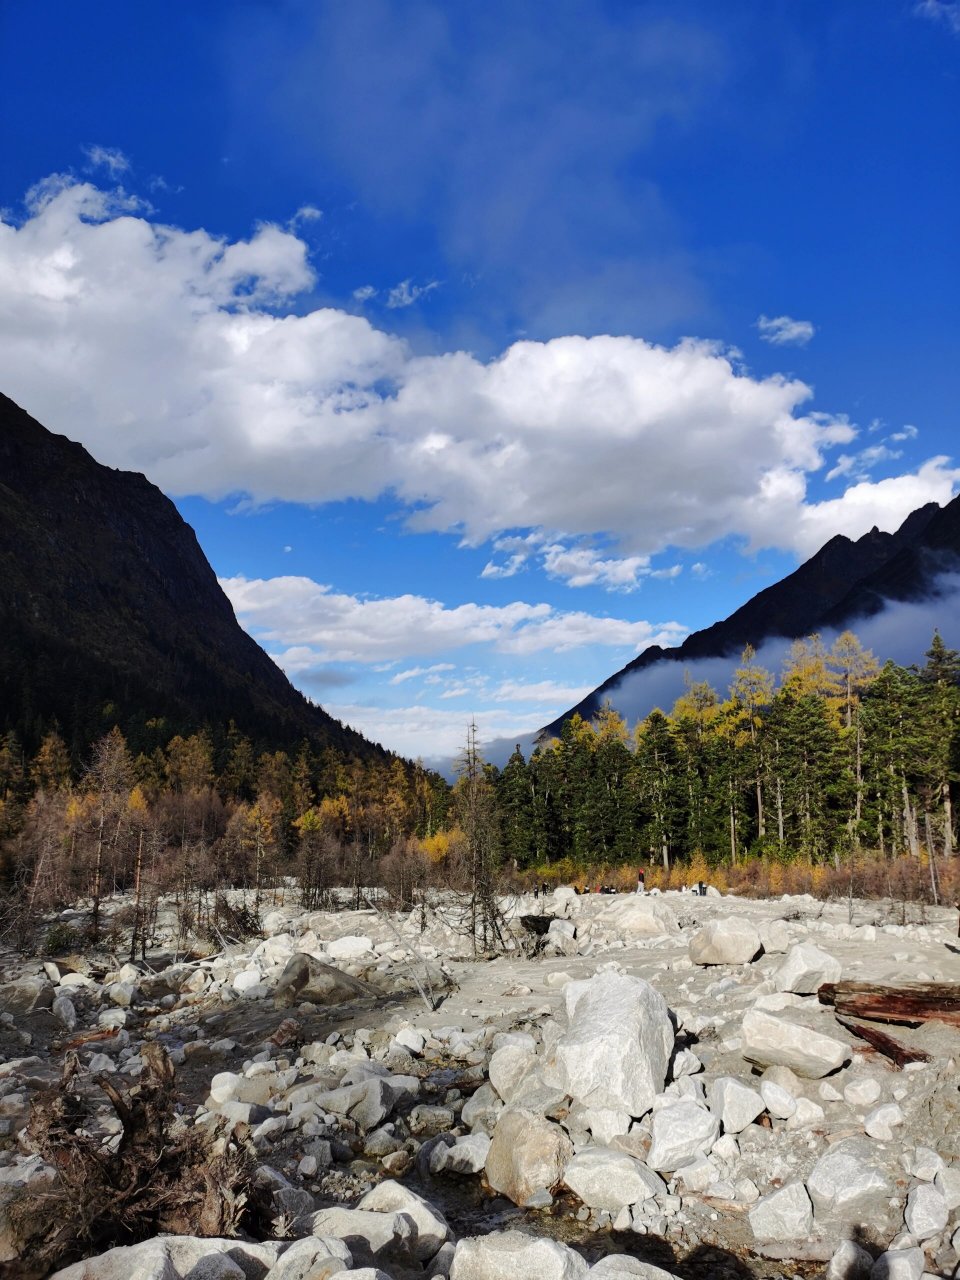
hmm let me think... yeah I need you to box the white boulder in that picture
[870,1249,925,1280]
[450,1231,589,1280]
[748,1182,814,1240]
[646,1099,720,1172]
[864,1103,904,1141]
[774,943,842,994]
[688,918,761,966]
[759,1079,796,1119]
[356,1179,452,1262]
[903,1184,948,1240]
[806,1141,890,1215]
[543,970,674,1118]
[327,935,374,961]
[594,895,679,938]
[741,1009,850,1078]
[825,1239,874,1280]
[485,1109,573,1207]
[562,1148,665,1211]
[706,1077,765,1133]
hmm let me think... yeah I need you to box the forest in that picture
[0,628,958,949]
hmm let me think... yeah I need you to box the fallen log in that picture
[835,1016,932,1067]
[818,980,960,1027]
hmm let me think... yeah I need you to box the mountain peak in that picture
[0,394,385,760]
[540,493,958,738]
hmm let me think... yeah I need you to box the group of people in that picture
[532,868,710,900]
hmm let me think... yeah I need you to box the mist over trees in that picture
[491,630,959,879]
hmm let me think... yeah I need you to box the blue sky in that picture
[1,1,958,761]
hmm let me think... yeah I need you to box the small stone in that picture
[760,1079,796,1119]
[864,1103,904,1141]
[844,1077,882,1108]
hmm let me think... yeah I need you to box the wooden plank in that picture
[818,981,960,1027]
[835,1016,932,1067]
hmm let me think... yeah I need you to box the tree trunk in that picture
[902,777,920,858]
[944,782,955,857]
[818,980,960,1027]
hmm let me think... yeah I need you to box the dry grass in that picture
[523,850,960,913]
[5,1044,271,1278]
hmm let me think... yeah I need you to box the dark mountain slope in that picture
[0,393,383,759]
[542,494,959,737]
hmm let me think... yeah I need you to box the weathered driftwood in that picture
[818,981,960,1027]
[835,1016,932,1067]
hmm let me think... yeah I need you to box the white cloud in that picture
[322,701,549,761]
[353,284,377,301]
[480,554,527,579]
[385,278,439,308]
[221,574,687,664]
[777,458,960,558]
[915,0,960,34]
[0,176,955,569]
[756,314,815,347]
[492,679,593,704]
[389,662,455,684]
[83,145,130,176]
[890,424,919,442]
[540,543,652,590]
[826,444,902,482]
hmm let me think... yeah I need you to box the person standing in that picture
[636,867,645,894]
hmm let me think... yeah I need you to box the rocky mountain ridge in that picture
[0,393,382,760]
[542,492,960,738]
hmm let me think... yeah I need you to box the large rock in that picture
[273,953,375,1006]
[543,970,673,1118]
[327,935,374,961]
[688,918,761,966]
[450,1231,589,1280]
[293,1206,416,1266]
[748,1183,814,1240]
[806,1141,891,1215]
[741,1009,849,1078]
[774,944,842,994]
[485,1109,573,1207]
[646,1100,720,1172]
[356,1179,452,1262]
[563,1148,665,1211]
[594,896,679,938]
[263,1237,354,1280]
[50,1236,284,1279]
[870,1249,925,1280]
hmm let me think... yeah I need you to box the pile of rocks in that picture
[1,886,958,1280]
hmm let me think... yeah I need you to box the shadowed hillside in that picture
[0,394,384,761]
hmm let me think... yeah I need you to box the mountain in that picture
[0,393,384,760]
[540,492,960,738]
